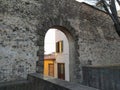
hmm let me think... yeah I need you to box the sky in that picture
[76,0,96,5]
[44,29,56,54]
[76,0,120,10]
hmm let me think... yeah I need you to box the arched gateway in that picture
[36,17,80,82]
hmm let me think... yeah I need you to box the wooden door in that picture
[48,64,54,77]
[57,63,65,80]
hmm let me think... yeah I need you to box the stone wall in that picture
[0,0,120,82]
[0,0,39,82]
[0,15,38,82]
[82,65,120,90]
[27,73,99,90]
[0,73,99,90]
[77,4,120,65]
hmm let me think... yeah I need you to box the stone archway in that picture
[36,17,81,83]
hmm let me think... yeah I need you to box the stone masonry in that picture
[0,0,120,83]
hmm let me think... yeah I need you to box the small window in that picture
[56,41,63,53]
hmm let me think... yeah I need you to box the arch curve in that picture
[36,16,81,82]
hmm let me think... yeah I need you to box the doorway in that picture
[57,63,65,80]
[48,64,54,77]
[43,26,76,82]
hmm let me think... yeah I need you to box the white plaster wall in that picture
[55,29,69,81]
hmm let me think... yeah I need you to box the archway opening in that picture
[44,26,76,82]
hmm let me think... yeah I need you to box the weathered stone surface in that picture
[0,73,99,90]
[0,0,120,83]
[27,73,99,90]
[0,0,39,82]
[82,65,120,90]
